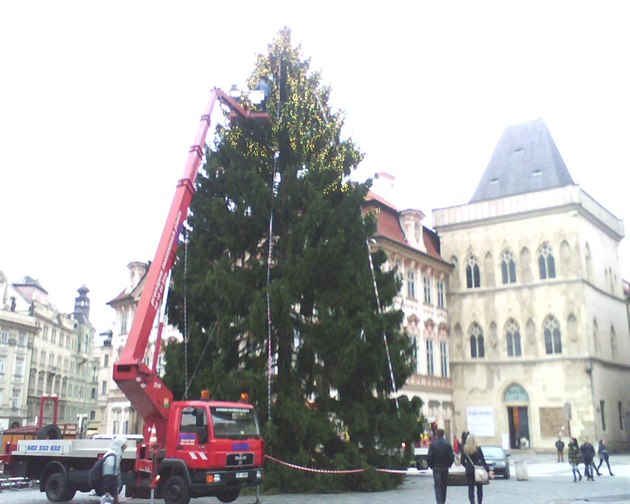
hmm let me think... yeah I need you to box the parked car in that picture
[414,446,429,470]
[481,445,511,479]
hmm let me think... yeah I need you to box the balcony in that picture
[405,373,452,391]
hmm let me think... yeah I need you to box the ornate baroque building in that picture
[102,262,182,435]
[433,119,630,451]
[0,273,98,434]
[0,272,38,429]
[365,174,454,437]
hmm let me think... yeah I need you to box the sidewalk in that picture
[0,451,628,503]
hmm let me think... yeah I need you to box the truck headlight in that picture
[206,473,221,483]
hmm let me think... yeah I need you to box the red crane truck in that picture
[0,88,268,504]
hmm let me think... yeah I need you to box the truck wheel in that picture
[45,472,75,502]
[217,488,241,503]
[162,475,191,504]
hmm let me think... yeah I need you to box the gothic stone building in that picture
[433,119,629,451]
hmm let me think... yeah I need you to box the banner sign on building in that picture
[466,406,495,437]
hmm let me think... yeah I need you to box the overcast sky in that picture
[1,0,628,333]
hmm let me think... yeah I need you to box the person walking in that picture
[596,440,614,476]
[102,436,128,504]
[568,437,582,481]
[462,432,493,504]
[555,436,565,462]
[580,439,599,480]
[427,428,455,504]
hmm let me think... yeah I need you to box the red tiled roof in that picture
[366,190,397,211]
[364,191,444,262]
[107,289,130,305]
[422,226,442,260]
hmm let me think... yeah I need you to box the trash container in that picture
[515,460,528,481]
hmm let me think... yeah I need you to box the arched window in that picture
[543,315,562,354]
[505,319,522,357]
[538,242,556,279]
[466,254,481,289]
[501,249,517,284]
[469,322,485,358]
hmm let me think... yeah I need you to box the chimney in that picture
[127,262,148,291]
[371,172,397,205]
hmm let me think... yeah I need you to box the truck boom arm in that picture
[113,88,267,434]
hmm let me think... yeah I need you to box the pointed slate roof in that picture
[470,118,574,203]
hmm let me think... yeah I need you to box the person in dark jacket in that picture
[462,433,493,504]
[580,439,598,480]
[427,428,455,504]
[596,440,614,476]
[568,437,582,481]
[555,436,565,462]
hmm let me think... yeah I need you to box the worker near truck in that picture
[102,436,127,504]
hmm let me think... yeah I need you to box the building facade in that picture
[365,174,454,437]
[0,272,38,429]
[0,274,99,434]
[102,262,182,436]
[433,119,630,451]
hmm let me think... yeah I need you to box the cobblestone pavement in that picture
[1,452,628,503]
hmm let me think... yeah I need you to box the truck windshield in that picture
[211,406,260,439]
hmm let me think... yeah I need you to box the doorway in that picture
[507,406,530,449]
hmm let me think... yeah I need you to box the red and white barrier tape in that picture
[264,454,408,475]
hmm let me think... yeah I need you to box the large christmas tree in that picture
[164,28,420,492]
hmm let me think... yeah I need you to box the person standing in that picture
[453,435,461,454]
[555,436,565,462]
[596,440,614,476]
[427,428,455,504]
[461,431,469,448]
[462,433,493,504]
[580,439,598,480]
[453,435,462,465]
[568,438,582,481]
[102,436,128,504]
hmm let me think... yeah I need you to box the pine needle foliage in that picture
[164,28,419,492]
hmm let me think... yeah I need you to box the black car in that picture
[481,445,511,479]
